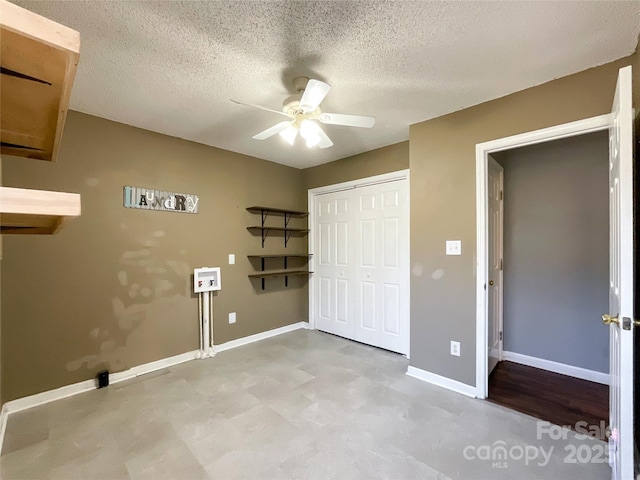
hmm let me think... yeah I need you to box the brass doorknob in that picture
[602,314,620,326]
[489,280,494,286]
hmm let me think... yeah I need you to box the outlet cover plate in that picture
[450,341,460,356]
[229,312,236,324]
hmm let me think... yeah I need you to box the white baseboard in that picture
[215,321,309,353]
[406,366,477,398]
[110,350,199,384]
[0,348,198,418]
[0,404,9,458]
[0,349,198,455]
[0,321,309,455]
[502,351,609,385]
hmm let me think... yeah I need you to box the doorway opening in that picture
[475,66,634,479]
[485,131,610,438]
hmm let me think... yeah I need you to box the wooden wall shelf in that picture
[0,2,82,235]
[246,205,309,248]
[247,254,312,260]
[248,270,313,279]
[246,206,312,289]
[0,0,81,162]
[246,226,309,248]
[0,186,81,234]
[246,206,308,217]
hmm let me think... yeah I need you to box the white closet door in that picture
[314,190,354,339]
[313,177,409,355]
[353,181,409,354]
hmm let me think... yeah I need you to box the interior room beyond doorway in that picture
[488,131,610,436]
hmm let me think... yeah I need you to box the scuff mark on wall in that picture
[67,355,100,372]
[431,269,444,280]
[412,264,424,276]
[65,230,191,373]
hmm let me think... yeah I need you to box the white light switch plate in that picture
[446,240,462,255]
[229,312,236,324]
[229,254,235,265]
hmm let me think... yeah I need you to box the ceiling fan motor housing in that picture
[293,76,310,93]
[283,95,320,120]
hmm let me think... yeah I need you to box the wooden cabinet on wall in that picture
[246,206,312,290]
[0,0,81,234]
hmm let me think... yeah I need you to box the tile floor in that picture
[1,329,609,479]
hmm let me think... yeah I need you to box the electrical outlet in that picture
[229,312,236,324]
[229,254,235,265]
[450,341,460,357]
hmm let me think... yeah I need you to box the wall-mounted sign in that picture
[123,186,199,214]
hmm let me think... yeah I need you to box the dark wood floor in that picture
[488,361,609,440]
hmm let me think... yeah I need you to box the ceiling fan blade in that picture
[318,113,375,128]
[252,121,293,140]
[299,79,331,113]
[316,125,334,149]
[230,99,291,118]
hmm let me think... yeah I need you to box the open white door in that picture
[606,65,635,480]
[487,157,504,375]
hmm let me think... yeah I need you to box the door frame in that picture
[307,169,411,355]
[474,114,612,399]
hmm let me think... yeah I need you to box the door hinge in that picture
[499,331,503,341]
[500,259,503,271]
[499,191,503,201]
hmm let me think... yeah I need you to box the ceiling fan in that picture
[231,76,375,149]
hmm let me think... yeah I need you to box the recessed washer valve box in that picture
[194,267,221,293]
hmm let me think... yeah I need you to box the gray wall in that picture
[494,131,609,373]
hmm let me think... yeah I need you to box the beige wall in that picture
[1,112,308,402]
[409,53,639,386]
[304,141,409,189]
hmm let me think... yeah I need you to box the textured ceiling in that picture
[11,1,640,168]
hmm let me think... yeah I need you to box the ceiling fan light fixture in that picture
[233,76,373,150]
[305,134,321,148]
[300,120,322,148]
[279,124,298,145]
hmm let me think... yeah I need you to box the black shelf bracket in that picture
[284,257,288,287]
